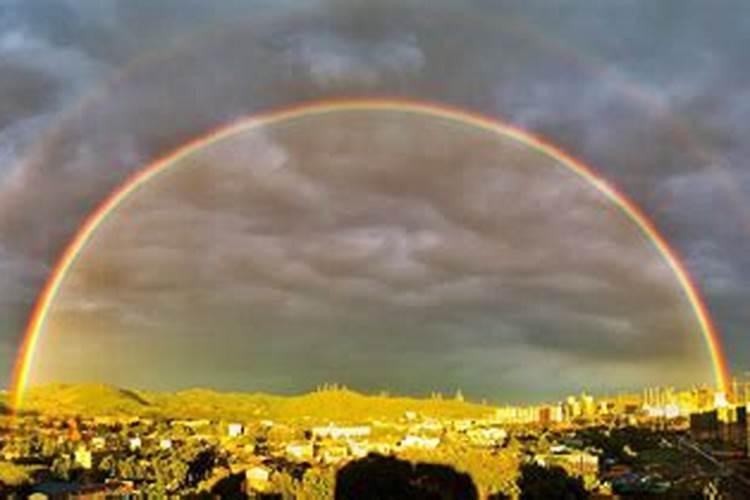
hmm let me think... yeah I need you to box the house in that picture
[245,466,272,493]
[320,444,350,464]
[128,437,142,451]
[312,424,371,440]
[285,441,314,461]
[399,435,440,449]
[228,423,244,438]
[466,427,507,447]
[347,440,370,459]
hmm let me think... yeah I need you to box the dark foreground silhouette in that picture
[335,454,478,500]
[517,463,587,500]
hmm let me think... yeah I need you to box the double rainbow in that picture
[9,98,731,410]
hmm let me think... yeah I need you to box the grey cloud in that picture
[0,21,109,188]
[35,110,712,397]
[2,1,746,394]
[0,244,49,309]
[656,168,750,296]
[281,31,424,88]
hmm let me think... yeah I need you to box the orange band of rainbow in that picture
[8,98,731,410]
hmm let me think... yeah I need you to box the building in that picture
[565,396,582,420]
[285,441,314,461]
[494,406,538,424]
[644,404,681,419]
[466,427,507,447]
[320,444,350,464]
[311,424,371,440]
[228,423,244,438]
[415,419,444,433]
[690,405,747,451]
[538,405,564,424]
[245,466,272,493]
[128,437,142,451]
[347,440,370,458]
[399,435,440,449]
[690,410,718,441]
[580,393,596,419]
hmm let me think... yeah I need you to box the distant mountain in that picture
[22,383,154,415]
[16,384,496,422]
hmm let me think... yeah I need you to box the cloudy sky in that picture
[1,1,748,402]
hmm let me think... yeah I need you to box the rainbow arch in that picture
[8,98,731,410]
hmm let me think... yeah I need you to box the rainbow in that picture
[8,98,731,410]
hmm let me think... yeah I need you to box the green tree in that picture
[0,462,31,487]
[97,454,116,477]
[270,470,298,499]
[300,467,335,499]
[51,454,73,481]
[517,463,588,500]
[41,435,57,458]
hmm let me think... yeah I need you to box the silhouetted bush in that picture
[211,472,247,499]
[517,463,587,500]
[335,453,478,499]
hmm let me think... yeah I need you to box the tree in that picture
[97,454,116,477]
[517,463,588,500]
[51,454,74,481]
[270,470,298,499]
[335,454,478,500]
[535,435,552,454]
[299,466,335,500]
[186,448,216,487]
[41,435,58,458]
[0,462,31,487]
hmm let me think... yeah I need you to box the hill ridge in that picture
[10,383,497,422]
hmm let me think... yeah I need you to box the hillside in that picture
[22,383,154,416]
[17,384,497,422]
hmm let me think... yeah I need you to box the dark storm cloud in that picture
[280,31,425,88]
[34,113,709,400]
[1,0,748,394]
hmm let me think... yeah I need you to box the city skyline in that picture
[6,373,747,497]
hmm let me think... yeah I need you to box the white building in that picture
[347,440,370,459]
[714,392,729,408]
[245,466,271,492]
[312,424,371,440]
[128,437,142,451]
[467,427,507,446]
[644,404,681,419]
[228,423,244,438]
[286,441,314,460]
[399,435,440,449]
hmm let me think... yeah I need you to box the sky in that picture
[1,1,748,402]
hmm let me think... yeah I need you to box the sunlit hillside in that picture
[14,384,495,422]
